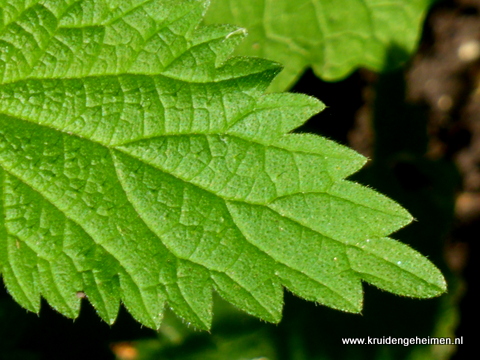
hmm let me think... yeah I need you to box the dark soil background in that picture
[0,0,477,359]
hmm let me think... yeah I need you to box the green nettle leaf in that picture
[0,0,445,330]
[205,0,435,91]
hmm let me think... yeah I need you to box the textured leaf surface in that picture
[205,0,435,91]
[0,0,445,330]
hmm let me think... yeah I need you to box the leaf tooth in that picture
[167,260,213,330]
[227,93,324,143]
[37,257,82,319]
[226,200,364,313]
[346,237,447,298]
[119,269,166,330]
[82,271,121,325]
[1,262,41,314]
[276,265,363,313]
[211,272,283,323]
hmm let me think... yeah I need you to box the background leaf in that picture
[204,0,436,91]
